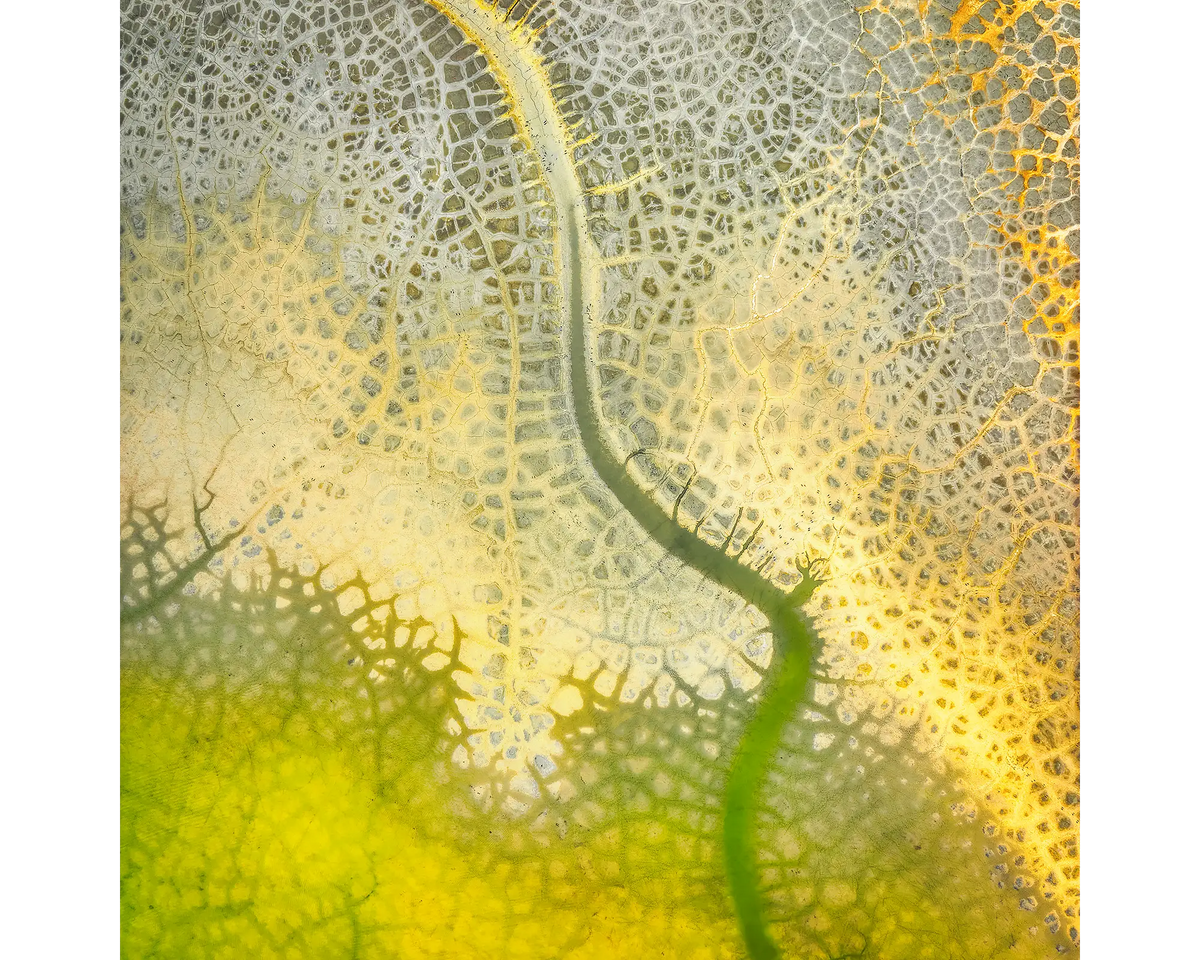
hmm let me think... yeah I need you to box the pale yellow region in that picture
[119,173,757,798]
[681,191,905,571]
[120,194,483,620]
[806,559,1080,902]
[828,524,1074,911]
[120,190,592,791]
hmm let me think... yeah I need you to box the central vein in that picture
[423,3,822,956]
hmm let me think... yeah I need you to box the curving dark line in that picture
[562,203,822,959]
[413,3,825,952]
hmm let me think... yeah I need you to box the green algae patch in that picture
[122,671,396,958]
[120,668,751,960]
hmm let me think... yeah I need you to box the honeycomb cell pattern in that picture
[121,1,1079,957]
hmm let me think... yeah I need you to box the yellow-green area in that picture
[121,557,1071,959]
[122,669,750,960]
[120,1,1079,954]
[119,537,751,959]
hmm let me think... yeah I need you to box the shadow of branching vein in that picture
[564,196,825,960]
[417,2,828,956]
[124,3,1089,955]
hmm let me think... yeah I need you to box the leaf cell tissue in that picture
[120,2,1080,957]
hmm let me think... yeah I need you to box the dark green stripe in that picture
[562,202,821,959]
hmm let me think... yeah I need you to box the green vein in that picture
[401,5,826,954]
[563,202,822,959]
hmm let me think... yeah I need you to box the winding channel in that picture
[425,3,823,956]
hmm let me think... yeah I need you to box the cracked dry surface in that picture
[121,1,1079,957]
